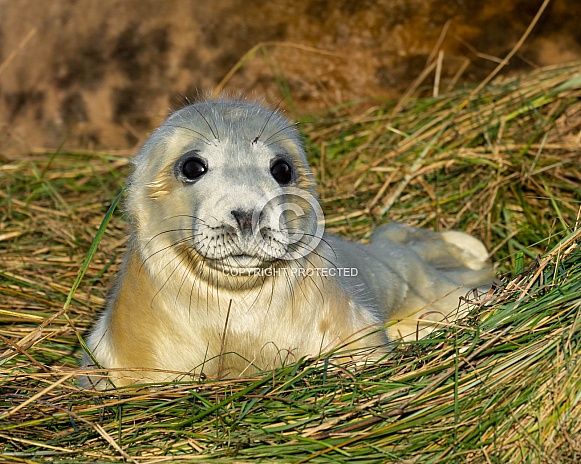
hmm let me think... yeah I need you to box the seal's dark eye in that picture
[183,158,206,179]
[270,158,293,185]
[175,152,207,182]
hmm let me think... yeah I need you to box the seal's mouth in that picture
[208,254,272,274]
[227,254,264,268]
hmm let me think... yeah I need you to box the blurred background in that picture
[1,0,580,158]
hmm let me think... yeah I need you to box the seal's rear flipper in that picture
[371,223,490,273]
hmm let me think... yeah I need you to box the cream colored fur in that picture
[81,99,493,389]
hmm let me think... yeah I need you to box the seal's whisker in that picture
[241,272,274,314]
[143,228,200,250]
[189,255,210,319]
[285,238,338,269]
[190,104,219,142]
[164,123,212,145]
[291,255,328,305]
[203,101,222,142]
[292,234,339,263]
[160,214,208,223]
[150,243,200,306]
[141,234,200,270]
[262,123,301,146]
[264,135,303,148]
[175,249,204,312]
[253,98,284,144]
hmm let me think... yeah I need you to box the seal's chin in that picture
[209,254,274,275]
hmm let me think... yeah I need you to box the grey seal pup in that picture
[82,99,492,388]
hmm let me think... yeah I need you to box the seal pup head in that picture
[126,99,324,290]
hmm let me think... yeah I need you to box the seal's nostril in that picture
[231,209,253,233]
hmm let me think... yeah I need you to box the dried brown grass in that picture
[1,62,580,462]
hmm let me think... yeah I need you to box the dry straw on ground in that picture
[1,62,580,462]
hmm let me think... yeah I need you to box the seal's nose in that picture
[231,209,254,234]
